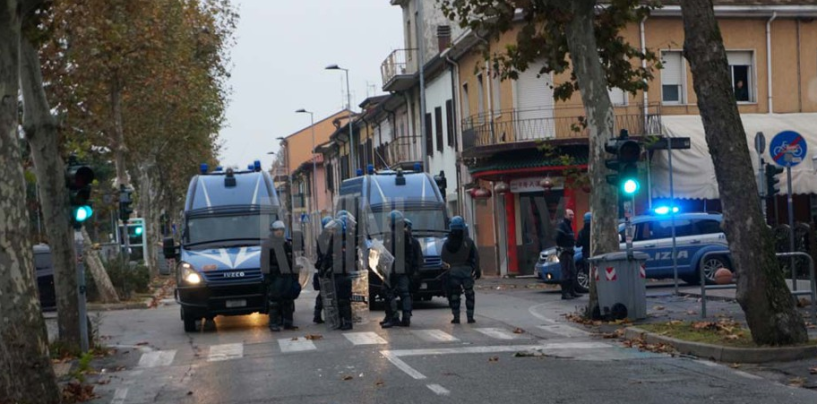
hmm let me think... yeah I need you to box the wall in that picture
[426,70,458,199]
[285,110,348,173]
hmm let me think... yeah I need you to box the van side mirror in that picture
[163,237,178,259]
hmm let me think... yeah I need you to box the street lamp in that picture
[326,64,356,175]
[296,108,320,253]
[276,136,296,231]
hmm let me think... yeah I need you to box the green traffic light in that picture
[134,226,143,236]
[73,206,93,222]
[622,179,639,195]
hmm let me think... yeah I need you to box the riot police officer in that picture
[313,215,333,324]
[381,211,417,328]
[261,221,299,331]
[321,213,357,330]
[405,218,424,297]
[442,216,480,324]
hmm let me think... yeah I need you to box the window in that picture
[435,106,443,153]
[695,219,722,235]
[651,219,695,238]
[326,163,334,191]
[727,51,753,102]
[425,112,433,158]
[477,74,485,118]
[661,51,684,104]
[608,87,628,106]
[446,99,455,147]
[461,83,470,120]
[492,73,501,113]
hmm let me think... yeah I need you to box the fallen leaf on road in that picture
[600,332,619,339]
[305,334,323,340]
[809,367,817,375]
[291,337,298,341]
[376,380,385,387]
[96,379,110,385]
[343,375,354,381]
[187,391,194,396]
[788,377,806,387]
[729,363,741,369]
[61,382,96,403]
[653,306,665,311]
[796,298,812,307]
[513,328,524,334]
[135,342,149,346]
[488,356,499,362]
[668,320,683,326]
[112,366,126,372]
[686,310,697,315]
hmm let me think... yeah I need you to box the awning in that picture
[651,113,817,199]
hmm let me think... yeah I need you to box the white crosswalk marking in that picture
[208,343,244,362]
[343,332,388,345]
[110,388,128,404]
[279,337,317,353]
[427,384,451,396]
[538,324,591,338]
[137,350,176,368]
[411,329,459,343]
[475,328,522,340]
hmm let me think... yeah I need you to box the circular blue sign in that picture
[769,130,807,167]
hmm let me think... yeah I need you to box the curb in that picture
[87,298,151,311]
[677,292,737,303]
[624,326,817,363]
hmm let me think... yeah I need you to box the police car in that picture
[535,212,731,292]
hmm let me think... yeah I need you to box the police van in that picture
[164,163,281,332]
[336,165,450,303]
[535,212,731,291]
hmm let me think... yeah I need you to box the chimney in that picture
[437,25,452,52]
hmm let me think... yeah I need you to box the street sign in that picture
[769,130,807,167]
[647,137,691,151]
[754,132,766,154]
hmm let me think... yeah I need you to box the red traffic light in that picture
[66,165,95,189]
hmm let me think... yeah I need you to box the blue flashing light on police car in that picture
[253,160,261,172]
[654,206,680,215]
[200,163,208,174]
[414,162,421,172]
[367,164,374,175]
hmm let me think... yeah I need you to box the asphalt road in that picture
[82,285,817,404]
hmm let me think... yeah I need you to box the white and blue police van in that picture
[164,162,282,332]
[535,211,731,292]
[336,164,450,303]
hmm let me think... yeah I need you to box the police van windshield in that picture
[185,213,277,248]
[368,209,446,236]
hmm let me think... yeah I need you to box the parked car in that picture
[33,244,57,310]
[534,212,731,292]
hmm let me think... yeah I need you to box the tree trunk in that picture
[20,31,82,352]
[82,228,119,303]
[0,1,62,402]
[135,160,159,277]
[111,77,129,188]
[680,0,807,344]
[563,0,620,316]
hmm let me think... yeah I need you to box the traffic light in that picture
[765,163,784,196]
[65,158,95,227]
[605,129,642,195]
[119,185,134,222]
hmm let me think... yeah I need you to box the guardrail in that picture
[698,251,816,324]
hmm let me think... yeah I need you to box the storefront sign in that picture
[510,177,563,193]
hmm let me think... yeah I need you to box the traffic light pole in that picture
[759,158,768,224]
[669,136,679,295]
[785,154,796,292]
[74,229,89,353]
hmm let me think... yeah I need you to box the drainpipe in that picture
[767,12,777,114]
[797,18,803,113]
[640,16,652,210]
[445,51,466,218]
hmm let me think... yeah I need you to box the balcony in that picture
[381,49,417,92]
[384,135,422,168]
[461,104,662,152]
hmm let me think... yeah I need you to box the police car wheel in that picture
[686,256,728,285]
[575,263,590,293]
[182,307,197,332]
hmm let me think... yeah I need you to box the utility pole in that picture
[417,0,428,173]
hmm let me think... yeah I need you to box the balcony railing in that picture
[461,104,662,149]
[384,135,422,168]
[381,49,417,92]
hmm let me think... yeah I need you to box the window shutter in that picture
[661,51,683,86]
[727,51,752,66]
[425,113,433,158]
[446,99,455,147]
[435,106,443,153]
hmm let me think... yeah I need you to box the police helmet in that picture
[272,220,286,231]
[583,212,592,222]
[449,216,465,231]
[321,215,333,228]
[388,210,404,229]
[404,218,413,230]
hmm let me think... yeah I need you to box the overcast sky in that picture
[217,0,403,168]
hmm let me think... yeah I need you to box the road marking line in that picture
[110,388,128,404]
[538,324,591,338]
[426,384,450,396]
[389,342,611,357]
[475,328,522,340]
[528,303,557,324]
[208,343,243,362]
[411,329,459,343]
[343,332,387,345]
[279,337,317,353]
[732,370,763,380]
[137,350,176,368]
[380,351,427,380]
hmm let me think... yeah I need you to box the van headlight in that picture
[180,262,202,285]
[547,254,560,264]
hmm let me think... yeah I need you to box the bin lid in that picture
[587,251,649,262]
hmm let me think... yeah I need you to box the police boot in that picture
[400,312,411,327]
[569,282,581,298]
[268,303,282,332]
[451,311,460,324]
[561,282,575,300]
[313,308,324,324]
[339,302,353,330]
[467,311,476,324]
